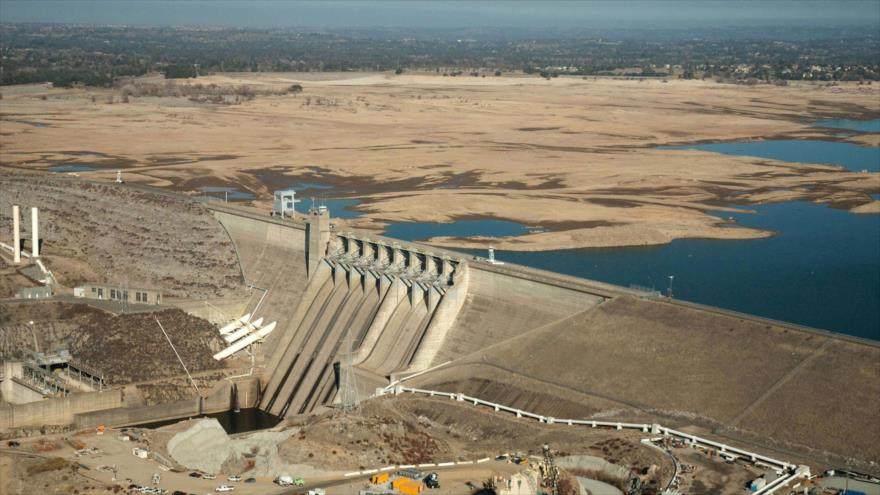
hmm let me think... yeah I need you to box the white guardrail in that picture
[342,458,492,478]
[378,385,809,494]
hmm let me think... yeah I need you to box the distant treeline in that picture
[1,24,878,87]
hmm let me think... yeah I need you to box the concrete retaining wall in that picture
[0,377,261,430]
[0,389,123,429]
[73,377,260,429]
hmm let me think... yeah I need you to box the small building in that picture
[272,189,300,218]
[749,477,766,492]
[16,286,53,299]
[75,283,162,305]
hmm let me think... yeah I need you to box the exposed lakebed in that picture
[258,119,880,338]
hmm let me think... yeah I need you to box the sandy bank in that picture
[425,223,771,251]
[1,75,878,250]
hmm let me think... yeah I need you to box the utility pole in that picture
[155,316,201,397]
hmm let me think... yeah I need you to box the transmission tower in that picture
[338,325,359,413]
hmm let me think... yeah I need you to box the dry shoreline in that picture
[1,74,878,251]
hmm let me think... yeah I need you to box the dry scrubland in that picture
[1,74,878,250]
[412,296,880,471]
[0,171,242,297]
[197,395,669,486]
[0,302,224,384]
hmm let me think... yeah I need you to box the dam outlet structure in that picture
[258,213,468,418]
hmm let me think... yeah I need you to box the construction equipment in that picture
[392,477,424,494]
[370,472,390,485]
[541,444,559,495]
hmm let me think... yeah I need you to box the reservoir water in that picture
[659,139,880,172]
[285,120,880,339]
[813,118,880,133]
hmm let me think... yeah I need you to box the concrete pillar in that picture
[306,207,331,278]
[425,254,437,274]
[425,286,435,310]
[362,242,375,260]
[12,205,21,264]
[377,244,389,264]
[31,207,39,258]
[348,268,363,290]
[330,236,343,253]
[444,260,456,282]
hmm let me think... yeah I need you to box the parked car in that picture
[244,478,256,484]
[227,475,241,482]
[203,474,216,480]
[215,486,235,493]
[424,472,440,489]
[188,472,202,478]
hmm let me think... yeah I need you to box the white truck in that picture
[275,475,293,486]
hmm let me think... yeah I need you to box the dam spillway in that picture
[258,221,468,418]
[210,203,631,416]
[210,203,606,417]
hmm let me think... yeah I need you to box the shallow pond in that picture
[131,408,281,434]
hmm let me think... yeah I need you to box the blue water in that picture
[295,198,363,219]
[49,164,97,173]
[472,202,878,339]
[269,142,880,338]
[292,182,334,190]
[197,186,254,201]
[813,118,880,133]
[660,140,880,172]
[385,219,529,241]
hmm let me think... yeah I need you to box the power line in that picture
[155,315,201,397]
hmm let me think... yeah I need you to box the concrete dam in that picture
[209,204,611,417]
[209,203,880,468]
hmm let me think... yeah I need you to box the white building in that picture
[273,189,300,218]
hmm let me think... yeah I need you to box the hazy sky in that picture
[2,0,878,28]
